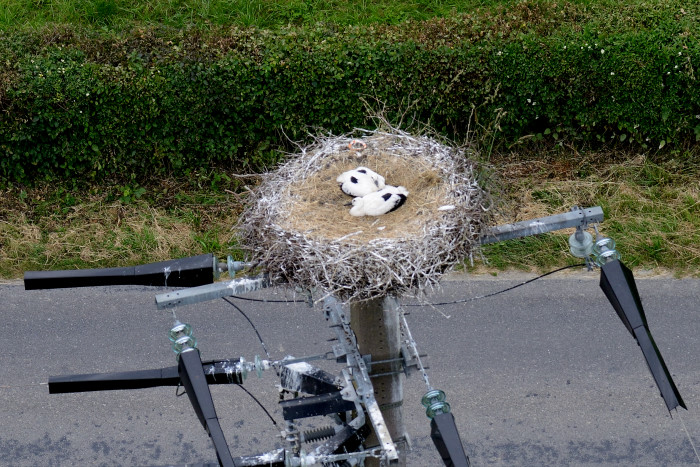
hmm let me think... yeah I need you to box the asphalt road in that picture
[1,270,699,466]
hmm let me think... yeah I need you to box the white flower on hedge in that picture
[497,51,502,56]
[675,65,678,69]
[610,72,615,75]
[527,98,531,103]
[563,46,567,50]
[601,49,605,54]
[86,93,90,96]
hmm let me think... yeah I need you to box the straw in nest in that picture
[237,127,492,302]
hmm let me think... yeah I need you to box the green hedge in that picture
[1,1,699,183]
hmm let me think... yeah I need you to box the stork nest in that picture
[237,128,493,302]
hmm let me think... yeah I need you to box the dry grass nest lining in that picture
[237,128,492,302]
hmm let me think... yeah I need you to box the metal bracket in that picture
[280,392,356,420]
[279,361,340,395]
[323,296,399,462]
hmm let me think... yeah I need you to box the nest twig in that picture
[236,126,492,302]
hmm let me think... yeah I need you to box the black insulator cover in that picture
[600,259,686,412]
[430,412,470,467]
[178,350,236,467]
[48,359,244,394]
[24,253,215,290]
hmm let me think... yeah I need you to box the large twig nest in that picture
[237,127,492,302]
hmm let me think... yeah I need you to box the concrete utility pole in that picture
[345,206,606,466]
[351,296,407,466]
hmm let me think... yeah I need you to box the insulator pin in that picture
[169,321,198,356]
[422,389,451,419]
[593,236,621,266]
[169,321,193,342]
[226,256,253,278]
[569,230,594,258]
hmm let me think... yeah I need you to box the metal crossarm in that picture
[480,206,603,244]
[24,254,217,290]
[599,259,686,412]
[155,275,271,309]
[431,412,471,467]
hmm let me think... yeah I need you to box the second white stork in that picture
[349,185,409,216]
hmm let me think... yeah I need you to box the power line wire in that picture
[221,297,281,429]
[404,264,587,307]
[229,295,306,304]
[235,383,279,428]
[222,297,272,359]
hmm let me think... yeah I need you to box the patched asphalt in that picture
[1,272,699,466]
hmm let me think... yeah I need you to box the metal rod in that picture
[399,310,433,391]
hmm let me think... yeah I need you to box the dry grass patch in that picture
[0,185,241,279]
[481,153,700,274]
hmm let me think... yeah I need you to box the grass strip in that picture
[2,150,698,280]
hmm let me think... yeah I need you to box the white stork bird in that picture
[349,185,409,216]
[336,167,386,197]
